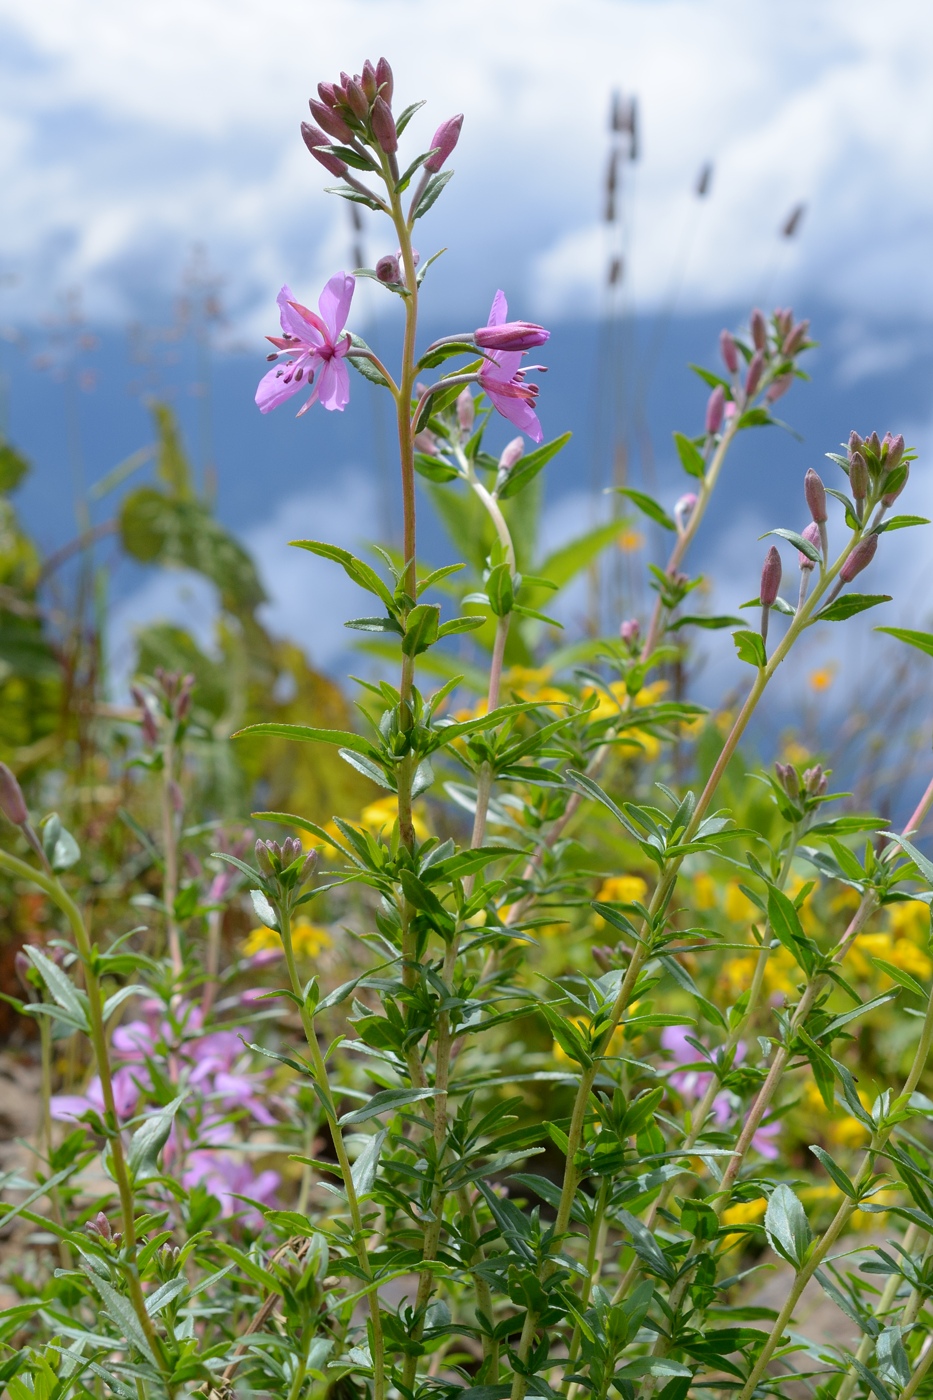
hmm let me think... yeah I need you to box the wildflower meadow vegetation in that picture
[4,55,933,1400]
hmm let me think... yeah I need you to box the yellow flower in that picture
[299,819,343,853]
[721,1197,765,1241]
[888,900,931,944]
[692,872,717,911]
[780,739,811,767]
[618,529,644,553]
[596,875,648,906]
[808,666,836,693]
[721,944,796,999]
[360,796,430,843]
[243,920,333,960]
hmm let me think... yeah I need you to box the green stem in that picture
[279,906,386,1400]
[161,730,183,981]
[39,1013,70,1268]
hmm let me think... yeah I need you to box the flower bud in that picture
[86,1210,113,1241]
[308,98,352,143]
[705,384,725,436]
[884,432,905,471]
[344,79,369,120]
[620,619,640,645]
[176,674,194,722]
[255,839,276,878]
[425,114,464,173]
[375,254,400,283]
[803,765,827,796]
[592,945,615,973]
[674,492,697,532]
[750,308,767,350]
[14,950,37,999]
[804,468,827,524]
[766,373,793,403]
[867,431,881,457]
[131,687,159,746]
[745,349,765,398]
[475,320,550,351]
[282,836,302,867]
[798,521,820,569]
[774,762,800,800]
[360,60,377,103]
[457,388,475,434]
[882,464,908,508]
[782,319,809,357]
[0,763,28,826]
[775,307,794,338]
[839,533,878,583]
[299,850,318,885]
[375,58,394,105]
[498,437,525,472]
[760,545,782,606]
[413,429,438,455]
[848,430,863,456]
[849,451,869,502]
[300,123,347,177]
[317,82,339,109]
[719,329,739,374]
[371,95,397,154]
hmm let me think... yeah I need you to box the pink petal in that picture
[255,364,308,414]
[276,285,317,343]
[486,387,542,443]
[481,349,523,383]
[318,273,355,340]
[316,356,350,411]
[49,1094,93,1121]
[487,289,508,327]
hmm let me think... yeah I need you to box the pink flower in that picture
[477,290,545,443]
[256,277,355,417]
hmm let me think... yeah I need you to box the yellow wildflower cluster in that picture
[299,796,430,854]
[596,875,648,906]
[243,919,333,960]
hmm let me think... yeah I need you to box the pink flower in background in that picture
[477,290,546,443]
[661,1026,780,1157]
[256,276,355,416]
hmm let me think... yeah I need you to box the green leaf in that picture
[344,615,404,634]
[875,626,933,660]
[818,593,891,622]
[416,340,479,370]
[761,527,821,563]
[764,1183,811,1268]
[128,1094,185,1179]
[0,441,30,492]
[93,1273,158,1365]
[872,514,930,534]
[339,1087,436,1125]
[412,168,454,220]
[867,958,926,999]
[486,562,514,617]
[414,451,459,483]
[347,336,393,388]
[402,602,441,656]
[809,1145,857,1199]
[339,748,395,791]
[613,488,676,531]
[737,406,772,429]
[668,614,743,631]
[496,431,572,500]
[767,885,814,974]
[350,1127,387,1197]
[672,431,705,479]
[233,723,379,758]
[290,539,396,612]
[732,628,766,669]
[24,947,89,1030]
[41,813,81,871]
[819,990,898,1041]
[437,615,485,639]
[618,1209,675,1282]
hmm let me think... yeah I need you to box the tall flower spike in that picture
[256,277,355,416]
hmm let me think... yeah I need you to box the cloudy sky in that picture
[2,0,933,332]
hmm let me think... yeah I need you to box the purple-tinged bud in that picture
[674,492,698,532]
[775,762,800,800]
[413,429,438,455]
[840,533,878,583]
[86,1210,113,1241]
[867,431,881,457]
[884,433,905,471]
[750,308,767,350]
[375,58,393,104]
[332,82,349,109]
[782,319,809,357]
[745,349,765,399]
[775,307,794,338]
[255,839,275,878]
[475,320,550,351]
[804,468,827,524]
[760,545,782,607]
[339,71,354,91]
[848,430,863,456]
[317,82,339,109]
[425,114,464,173]
[176,674,194,722]
[300,123,347,177]
[308,98,353,143]
[882,464,908,508]
[498,437,525,473]
[798,521,821,570]
[705,384,725,436]
[371,95,397,154]
[14,950,36,999]
[360,60,377,103]
[850,451,869,502]
[131,687,159,747]
[0,763,28,827]
[719,329,739,374]
[375,254,400,283]
[766,374,793,403]
[803,765,827,797]
[344,79,369,120]
[620,618,640,645]
[282,836,302,867]
[299,849,318,885]
[592,945,615,973]
[457,389,475,434]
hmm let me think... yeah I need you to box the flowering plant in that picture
[3,54,933,1400]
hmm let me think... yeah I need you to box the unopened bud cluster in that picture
[255,837,317,892]
[841,430,909,518]
[709,306,811,441]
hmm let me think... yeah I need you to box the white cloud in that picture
[1,0,932,332]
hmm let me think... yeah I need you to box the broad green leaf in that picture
[872,514,929,534]
[818,593,891,622]
[732,628,767,668]
[613,488,676,531]
[234,723,379,758]
[339,1087,436,1125]
[761,527,821,563]
[809,1145,857,1199]
[673,431,705,479]
[290,540,396,612]
[496,431,572,500]
[128,1094,185,1179]
[764,1183,811,1268]
[875,626,933,660]
[350,1127,387,1197]
[24,947,89,1030]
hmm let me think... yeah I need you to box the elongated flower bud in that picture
[309,98,352,143]
[849,450,868,502]
[720,329,739,374]
[782,319,809,356]
[344,79,369,120]
[884,432,905,471]
[498,437,525,472]
[457,388,475,433]
[300,123,347,177]
[317,82,339,108]
[775,307,794,338]
[840,533,878,583]
[705,385,725,435]
[798,521,820,569]
[848,430,863,456]
[360,60,377,103]
[375,57,394,105]
[620,618,640,645]
[371,95,397,153]
[475,320,549,351]
[804,468,827,523]
[375,254,400,283]
[0,762,28,826]
[760,545,782,606]
[745,349,764,398]
[867,431,881,456]
[413,430,437,454]
[882,464,908,507]
[425,114,463,172]
[674,492,697,532]
[775,762,800,800]
[803,764,827,796]
[750,308,767,350]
